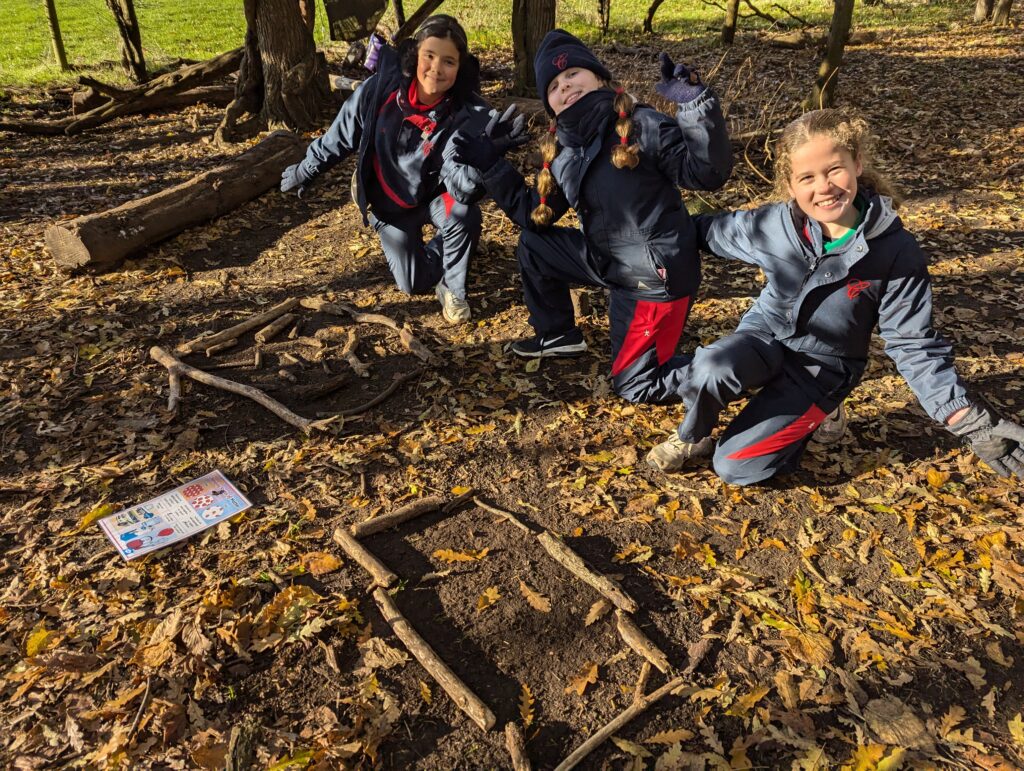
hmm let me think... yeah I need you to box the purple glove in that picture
[654,52,707,104]
[364,32,384,73]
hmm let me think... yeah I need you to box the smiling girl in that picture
[453,30,732,403]
[281,16,496,324]
[647,108,1024,484]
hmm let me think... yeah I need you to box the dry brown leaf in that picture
[585,598,613,626]
[864,697,935,751]
[645,728,695,744]
[301,551,342,576]
[565,661,598,696]
[939,705,967,738]
[433,547,490,563]
[781,628,833,668]
[519,683,535,727]
[519,580,552,613]
[419,680,432,704]
[476,586,500,612]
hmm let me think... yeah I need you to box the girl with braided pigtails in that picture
[453,30,732,403]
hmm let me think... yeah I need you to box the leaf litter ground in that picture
[2,22,1024,771]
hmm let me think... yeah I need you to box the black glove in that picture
[452,133,501,172]
[280,163,312,198]
[486,104,530,154]
[949,404,1024,478]
[654,52,707,104]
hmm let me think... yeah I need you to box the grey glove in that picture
[281,163,312,198]
[486,104,529,154]
[949,404,1024,478]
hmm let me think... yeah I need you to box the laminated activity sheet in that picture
[99,470,252,560]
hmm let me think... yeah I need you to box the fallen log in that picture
[373,587,496,731]
[47,131,305,273]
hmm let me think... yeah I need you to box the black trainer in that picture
[510,328,588,358]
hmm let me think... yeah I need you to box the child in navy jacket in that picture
[281,16,496,324]
[647,108,1024,485]
[453,30,732,403]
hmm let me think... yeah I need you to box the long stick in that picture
[373,588,496,731]
[350,495,446,538]
[553,675,686,771]
[474,497,533,533]
[536,531,638,614]
[177,298,300,355]
[337,367,422,417]
[332,527,397,588]
[150,346,332,434]
[615,611,670,673]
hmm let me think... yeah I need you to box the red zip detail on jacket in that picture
[610,297,690,376]
[726,404,827,460]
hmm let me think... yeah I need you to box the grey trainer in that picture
[436,283,471,324]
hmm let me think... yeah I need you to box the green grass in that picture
[0,0,969,88]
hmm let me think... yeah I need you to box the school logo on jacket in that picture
[846,279,870,299]
[553,53,569,70]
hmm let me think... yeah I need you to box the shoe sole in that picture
[511,343,588,359]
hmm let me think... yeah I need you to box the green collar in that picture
[822,196,868,254]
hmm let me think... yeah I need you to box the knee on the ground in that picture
[711,449,777,487]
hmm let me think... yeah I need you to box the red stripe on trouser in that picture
[441,192,455,218]
[726,404,827,460]
[610,297,690,377]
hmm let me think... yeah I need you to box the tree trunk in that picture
[298,0,315,30]
[44,0,69,70]
[394,0,407,28]
[105,0,147,83]
[722,0,740,44]
[991,0,1013,24]
[643,0,666,33]
[598,0,612,35]
[47,131,306,273]
[974,0,993,21]
[805,0,854,110]
[512,0,556,95]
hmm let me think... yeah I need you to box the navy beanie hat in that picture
[534,29,612,114]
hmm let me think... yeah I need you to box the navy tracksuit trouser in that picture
[369,193,481,300]
[517,226,693,404]
[676,329,853,486]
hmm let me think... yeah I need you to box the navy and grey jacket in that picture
[482,90,732,299]
[293,45,494,223]
[695,193,971,423]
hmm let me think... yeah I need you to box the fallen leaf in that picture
[519,580,552,612]
[566,661,598,696]
[520,683,535,727]
[585,598,613,626]
[864,696,935,751]
[645,728,695,745]
[61,502,115,536]
[476,586,500,613]
[433,548,489,563]
[301,551,342,576]
[419,680,432,704]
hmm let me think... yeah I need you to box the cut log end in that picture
[45,223,93,272]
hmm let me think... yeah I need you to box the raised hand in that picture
[654,52,707,105]
[950,404,1024,478]
[452,133,500,172]
[486,104,529,154]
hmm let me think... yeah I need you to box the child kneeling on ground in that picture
[647,108,1024,485]
[453,30,732,403]
[281,16,514,324]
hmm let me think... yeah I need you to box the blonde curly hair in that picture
[773,108,901,207]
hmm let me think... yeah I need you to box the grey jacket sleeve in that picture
[481,157,570,231]
[877,244,971,423]
[694,210,761,266]
[650,91,733,192]
[296,76,377,180]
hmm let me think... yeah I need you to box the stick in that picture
[254,313,296,345]
[615,611,671,673]
[337,367,422,417]
[126,676,152,744]
[205,338,238,356]
[333,527,397,588]
[150,346,333,434]
[350,495,446,538]
[340,328,370,377]
[536,531,638,613]
[474,497,533,533]
[373,587,496,731]
[177,298,300,355]
[632,661,652,703]
[554,675,686,771]
[301,297,435,363]
[505,723,532,771]
[289,374,348,401]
